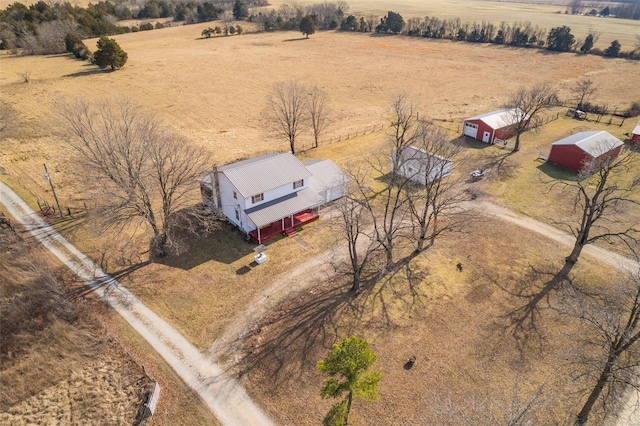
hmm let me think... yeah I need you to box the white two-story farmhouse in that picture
[199,153,346,243]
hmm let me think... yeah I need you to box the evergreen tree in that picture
[317,336,381,426]
[385,11,404,34]
[232,0,248,20]
[604,39,621,57]
[299,15,316,38]
[580,34,594,53]
[546,25,575,52]
[93,37,127,70]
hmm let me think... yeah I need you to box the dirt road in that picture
[209,198,640,424]
[3,178,639,425]
[0,182,274,426]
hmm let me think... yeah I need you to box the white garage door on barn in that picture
[464,122,478,138]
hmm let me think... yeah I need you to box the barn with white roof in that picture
[462,109,525,144]
[547,131,623,172]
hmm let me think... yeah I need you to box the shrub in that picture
[604,40,621,57]
[93,37,127,70]
[64,32,91,60]
[625,102,640,118]
[155,22,165,29]
[140,22,154,31]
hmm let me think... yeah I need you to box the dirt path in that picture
[5,176,638,424]
[0,182,274,426]
[209,197,640,424]
[471,200,639,273]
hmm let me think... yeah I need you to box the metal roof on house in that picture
[551,131,623,157]
[633,121,640,135]
[303,159,349,194]
[464,109,521,129]
[245,188,323,228]
[219,152,311,198]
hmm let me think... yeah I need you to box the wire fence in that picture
[298,123,387,153]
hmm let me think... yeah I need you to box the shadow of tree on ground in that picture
[227,254,430,389]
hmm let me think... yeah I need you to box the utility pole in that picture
[43,163,63,218]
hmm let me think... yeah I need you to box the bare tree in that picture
[560,149,639,267]
[402,123,470,252]
[504,83,559,152]
[511,148,639,330]
[567,0,585,15]
[221,10,235,36]
[267,81,307,154]
[366,15,378,32]
[566,269,640,426]
[570,79,598,111]
[58,97,219,258]
[367,95,425,269]
[306,86,330,148]
[333,187,381,292]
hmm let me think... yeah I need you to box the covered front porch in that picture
[249,209,319,244]
[245,187,324,244]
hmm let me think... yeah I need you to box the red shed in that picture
[547,131,623,172]
[463,109,525,144]
[631,121,640,147]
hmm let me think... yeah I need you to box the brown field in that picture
[2,20,640,425]
[269,0,640,48]
[2,0,638,48]
[0,227,152,425]
[239,214,625,425]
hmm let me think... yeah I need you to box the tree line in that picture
[0,0,263,54]
[566,0,640,20]
[247,3,639,60]
[378,11,639,60]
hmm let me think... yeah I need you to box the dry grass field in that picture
[269,0,640,48]
[238,215,626,425]
[1,19,640,425]
[0,227,152,425]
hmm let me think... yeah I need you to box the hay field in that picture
[1,27,638,168]
[1,25,638,211]
[268,0,640,48]
[1,22,639,425]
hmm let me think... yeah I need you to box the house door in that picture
[482,131,491,143]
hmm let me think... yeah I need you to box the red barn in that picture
[631,121,640,147]
[463,109,525,144]
[547,131,623,172]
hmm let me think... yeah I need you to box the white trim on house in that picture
[200,153,348,236]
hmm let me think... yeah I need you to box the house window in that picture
[252,193,264,203]
[293,179,304,189]
[233,191,237,199]
[235,206,240,220]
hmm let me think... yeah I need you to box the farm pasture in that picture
[1,20,640,425]
[267,0,640,49]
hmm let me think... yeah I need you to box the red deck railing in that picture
[249,209,319,243]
